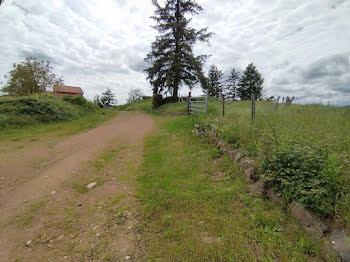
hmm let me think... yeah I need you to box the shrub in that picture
[264,143,344,217]
[62,95,86,106]
[62,95,97,111]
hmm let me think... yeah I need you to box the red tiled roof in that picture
[54,85,83,94]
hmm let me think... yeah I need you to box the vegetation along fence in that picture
[188,90,209,115]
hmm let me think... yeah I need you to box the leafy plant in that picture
[264,143,344,217]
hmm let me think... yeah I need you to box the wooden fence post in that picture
[222,94,225,117]
[187,92,191,114]
[274,96,280,110]
[251,93,255,123]
[205,89,208,112]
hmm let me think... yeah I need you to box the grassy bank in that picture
[0,94,117,141]
[138,115,335,261]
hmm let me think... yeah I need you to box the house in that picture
[53,85,84,98]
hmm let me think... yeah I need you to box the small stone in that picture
[330,229,350,261]
[234,152,243,163]
[125,256,131,260]
[51,191,56,195]
[1,177,5,180]
[98,206,102,209]
[86,182,97,189]
[249,179,265,196]
[63,256,68,259]
[240,158,255,171]
[217,139,226,150]
[96,233,100,237]
[244,168,255,180]
[267,189,283,203]
[93,225,98,231]
[25,240,32,246]
[289,201,328,238]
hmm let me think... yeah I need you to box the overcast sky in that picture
[0,0,349,104]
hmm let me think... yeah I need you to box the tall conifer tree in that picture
[224,68,240,100]
[237,63,264,100]
[145,0,212,100]
[206,64,224,98]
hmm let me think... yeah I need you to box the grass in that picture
[137,115,335,261]
[14,200,46,228]
[131,98,350,226]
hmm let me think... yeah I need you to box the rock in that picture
[249,179,265,196]
[216,139,226,150]
[330,229,350,262]
[25,240,32,246]
[209,131,217,144]
[50,191,56,195]
[58,234,64,241]
[240,158,255,171]
[227,150,239,162]
[244,167,256,180]
[266,189,283,203]
[86,182,97,189]
[289,201,328,238]
[125,255,131,260]
[234,152,243,163]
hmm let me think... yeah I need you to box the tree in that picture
[145,0,212,101]
[224,68,239,100]
[94,88,117,108]
[237,63,264,100]
[206,65,224,98]
[0,0,4,6]
[127,88,144,103]
[1,57,63,96]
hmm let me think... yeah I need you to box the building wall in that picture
[54,92,82,98]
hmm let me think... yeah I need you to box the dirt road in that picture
[0,112,154,261]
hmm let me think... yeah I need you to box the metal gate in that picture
[188,90,209,115]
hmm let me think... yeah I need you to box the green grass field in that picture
[138,115,335,261]
[121,98,350,228]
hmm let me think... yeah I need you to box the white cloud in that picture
[0,0,349,104]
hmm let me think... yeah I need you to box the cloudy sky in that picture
[0,0,349,104]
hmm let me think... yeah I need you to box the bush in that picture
[264,143,344,217]
[62,95,86,106]
[62,95,97,111]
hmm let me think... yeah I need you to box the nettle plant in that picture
[264,143,344,217]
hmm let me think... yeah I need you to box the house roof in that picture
[54,85,83,94]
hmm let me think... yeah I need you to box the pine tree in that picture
[237,63,264,100]
[145,0,212,101]
[96,88,117,108]
[206,65,224,98]
[224,68,239,100]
